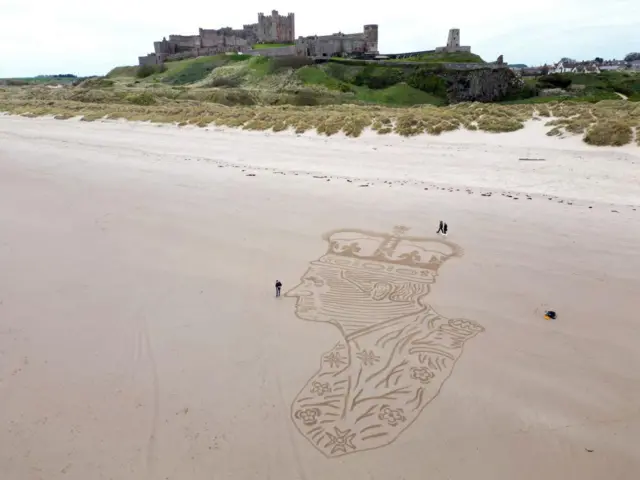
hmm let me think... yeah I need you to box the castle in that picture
[138,12,472,66]
[138,10,378,65]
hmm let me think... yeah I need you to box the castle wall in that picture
[295,25,377,57]
[246,45,297,57]
[138,54,161,66]
[168,34,201,52]
[199,29,225,48]
[200,28,255,49]
[435,45,471,53]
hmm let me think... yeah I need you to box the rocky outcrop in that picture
[442,67,525,103]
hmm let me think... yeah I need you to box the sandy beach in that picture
[1,115,640,480]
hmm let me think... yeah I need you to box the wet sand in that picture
[1,115,639,479]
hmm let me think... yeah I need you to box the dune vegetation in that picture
[1,54,639,146]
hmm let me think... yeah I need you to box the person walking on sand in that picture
[436,221,444,235]
[275,280,282,297]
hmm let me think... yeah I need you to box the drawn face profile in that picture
[287,264,433,336]
[285,226,484,457]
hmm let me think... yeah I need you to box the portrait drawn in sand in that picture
[285,226,485,457]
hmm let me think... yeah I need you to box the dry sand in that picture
[1,115,639,480]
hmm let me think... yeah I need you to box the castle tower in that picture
[446,28,460,50]
[288,12,295,41]
[363,24,379,53]
[256,10,295,43]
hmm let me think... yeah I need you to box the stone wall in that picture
[164,46,250,62]
[384,50,435,60]
[246,45,297,57]
[318,59,500,70]
[138,54,161,66]
[435,45,471,53]
[168,35,201,52]
[199,27,255,48]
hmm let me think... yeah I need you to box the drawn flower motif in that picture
[356,350,380,366]
[325,427,356,454]
[410,366,435,383]
[378,405,406,426]
[323,351,346,369]
[310,381,331,396]
[294,408,321,426]
[449,318,485,334]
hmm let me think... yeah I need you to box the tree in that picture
[537,73,572,89]
[594,57,603,64]
[541,65,550,75]
[560,57,576,64]
[624,52,640,62]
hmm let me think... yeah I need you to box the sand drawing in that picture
[285,226,484,457]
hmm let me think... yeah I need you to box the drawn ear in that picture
[371,282,393,301]
[293,410,302,419]
[312,408,321,416]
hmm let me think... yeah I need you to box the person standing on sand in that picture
[436,221,444,234]
[443,223,448,236]
[275,280,282,297]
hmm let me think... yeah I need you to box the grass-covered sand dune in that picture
[1,54,639,146]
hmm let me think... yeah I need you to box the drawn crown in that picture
[318,226,461,277]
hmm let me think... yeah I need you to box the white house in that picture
[553,61,600,74]
[573,64,600,74]
[552,61,576,73]
[599,60,626,71]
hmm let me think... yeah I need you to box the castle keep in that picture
[435,28,471,53]
[139,10,296,65]
[256,11,295,43]
[138,10,378,65]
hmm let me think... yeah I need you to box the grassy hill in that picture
[508,71,640,104]
[392,51,485,63]
[2,54,639,146]
[104,54,450,106]
[0,74,82,86]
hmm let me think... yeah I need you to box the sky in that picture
[1,0,638,77]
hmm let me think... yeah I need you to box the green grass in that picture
[252,43,293,49]
[0,75,79,86]
[394,51,485,63]
[501,95,573,105]
[2,83,639,145]
[353,83,445,106]
[105,55,254,86]
[106,66,139,78]
[296,66,348,91]
[533,71,640,97]
[294,64,449,105]
[158,55,250,85]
